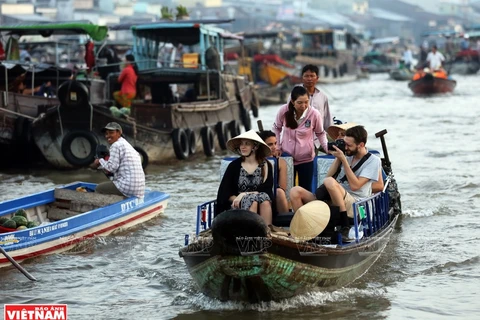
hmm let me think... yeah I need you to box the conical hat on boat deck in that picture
[290,201,331,240]
[227,130,271,158]
[327,122,358,140]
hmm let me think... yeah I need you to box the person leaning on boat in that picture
[273,86,329,191]
[215,130,275,225]
[289,125,381,237]
[91,122,145,198]
[113,54,138,111]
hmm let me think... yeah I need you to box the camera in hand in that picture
[327,139,346,152]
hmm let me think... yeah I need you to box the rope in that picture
[0,106,36,120]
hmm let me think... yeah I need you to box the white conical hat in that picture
[227,129,271,158]
[327,122,358,140]
[290,200,331,240]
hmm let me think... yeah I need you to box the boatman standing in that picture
[91,122,145,198]
[426,45,445,71]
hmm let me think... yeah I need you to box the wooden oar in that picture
[0,246,37,281]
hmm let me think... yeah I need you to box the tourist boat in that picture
[443,49,480,75]
[408,73,456,95]
[31,21,257,169]
[0,181,169,268]
[0,22,109,166]
[179,130,402,302]
[292,29,360,84]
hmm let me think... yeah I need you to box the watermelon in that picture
[14,209,28,218]
[16,226,27,230]
[26,221,38,228]
[11,216,28,227]
[2,219,17,229]
[0,216,8,225]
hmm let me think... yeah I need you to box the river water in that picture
[1,73,479,319]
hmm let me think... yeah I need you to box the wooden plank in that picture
[47,207,84,221]
[54,189,124,208]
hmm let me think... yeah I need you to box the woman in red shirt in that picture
[113,54,138,109]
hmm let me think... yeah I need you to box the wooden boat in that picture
[179,130,402,302]
[389,68,413,81]
[408,73,456,95]
[31,21,257,169]
[293,29,360,84]
[0,182,169,268]
[0,22,109,166]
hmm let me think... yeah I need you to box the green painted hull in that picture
[180,215,398,302]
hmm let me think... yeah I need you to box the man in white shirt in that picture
[92,122,145,198]
[403,46,413,70]
[426,45,445,71]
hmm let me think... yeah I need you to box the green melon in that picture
[16,225,27,230]
[11,216,28,227]
[0,216,8,225]
[14,209,28,218]
[26,221,38,228]
[2,219,17,229]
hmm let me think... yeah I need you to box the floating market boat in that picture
[408,73,456,95]
[31,21,257,169]
[0,182,169,268]
[179,130,402,302]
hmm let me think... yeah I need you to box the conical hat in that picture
[290,201,331,240]
[227,130,271,158]
[327,122,358,140]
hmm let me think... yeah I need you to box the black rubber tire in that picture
[215,121,229,150]
[240,107,252,131]
[61,130,98,167]
[171,128,190,160]
[201,126,215,157]
[134,146,149,169]
[57,80,90,107]
[228,120,241,137]
[185,129,196,155]
[212,209,268,256]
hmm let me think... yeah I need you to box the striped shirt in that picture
[99,137,145,198]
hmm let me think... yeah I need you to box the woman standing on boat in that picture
[113,54,138,110]
[273,86,328,191]
[215,130,274,225]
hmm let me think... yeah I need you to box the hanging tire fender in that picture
[185,128,197,155]
[215,121,229,150]
[171,128,190,160]
[228,120,241,137]
[201,126,215,157]
[61,130,98,167]
[134,146,149,169]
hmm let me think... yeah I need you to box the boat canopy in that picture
[371,36,400,45]
[0,21,108,41]
[128,22,242,71]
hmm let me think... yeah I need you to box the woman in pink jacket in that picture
[272,86,328,191]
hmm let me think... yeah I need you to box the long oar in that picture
[0,246,37,281]
[375,129,391,173]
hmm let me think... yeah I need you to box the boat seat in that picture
[47,189,124,221]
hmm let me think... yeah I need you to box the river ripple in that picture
[0,73,479,319]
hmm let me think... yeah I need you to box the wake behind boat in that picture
[179,130,401,302]
[0,182,169,268]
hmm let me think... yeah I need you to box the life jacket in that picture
[412,72,424,81]
[433,70,447,79]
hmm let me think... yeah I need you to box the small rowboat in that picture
[408,73,456,95]
[0,182,169,268]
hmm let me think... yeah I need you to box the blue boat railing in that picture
[351,176,392,243]
[189,177,393,245]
